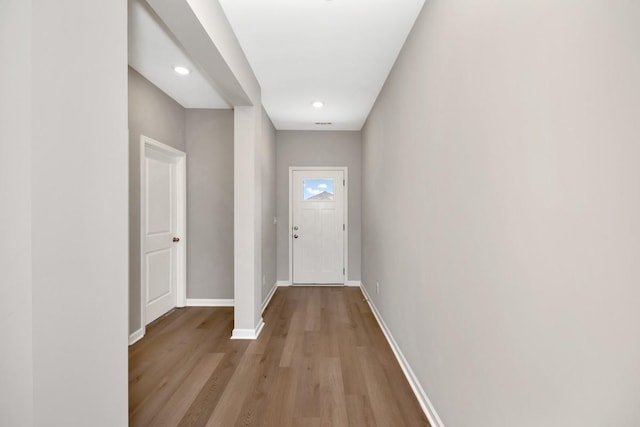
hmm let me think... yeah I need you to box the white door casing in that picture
[140,136,186,327]
[290,168,347,284]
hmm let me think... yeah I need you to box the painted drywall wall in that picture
[157,0,265,335]
[30,0,129,425]
[184,0,266,334]
[186,0,260,104]
[185,109,234,299]
[362,1,640,426]
[262,109,277,302]
[128,67,186,334]
[0,0,33,425]
[233,106,264,333]
[276,130,362,282]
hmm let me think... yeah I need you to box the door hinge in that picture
[343,179,345,186]
[343,224,345,231]
[343,268,345,275]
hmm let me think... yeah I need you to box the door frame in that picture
[288,166,348,285]
[140,135,187,331]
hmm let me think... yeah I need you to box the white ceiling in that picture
[219,0,425,130]
[128,0,425,129]
[128,0,230,109]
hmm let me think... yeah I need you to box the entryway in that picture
[289,167,347,284]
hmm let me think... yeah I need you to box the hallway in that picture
[129,287,429,426]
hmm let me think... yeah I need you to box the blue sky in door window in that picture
[303,179,334,201]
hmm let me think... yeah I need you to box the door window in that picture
[303,178,335,201]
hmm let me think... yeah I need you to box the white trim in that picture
[360,284,445,427]
[262,282,278,313]
[277,280,291,287]
[175,147,187,308]
[186,299,234,307]
[345,280,362,287]
[343,169,349,284]
[292,284,344,287]
[140,136,187,330]
[231,319,265,340]
[128,328,145,346]
[288,167,349,285]
[288,171,293,284]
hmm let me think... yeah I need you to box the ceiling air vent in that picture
[315,122,332,126]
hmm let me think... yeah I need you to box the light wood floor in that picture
[129,286,430,427]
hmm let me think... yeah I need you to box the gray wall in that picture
[185,109,234,299]
[362,1,640,426]
[276,130,362,282]
[2,1,129,425]
[261,109,277,302]
[129,67,185,333]
[0,0,33,424]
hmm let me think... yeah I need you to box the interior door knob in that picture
[173,237,180,242]
[293,234,299,239]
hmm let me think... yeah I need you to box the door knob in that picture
[173,237,180,242]
[293,226,299,231]
[293,234,299,239]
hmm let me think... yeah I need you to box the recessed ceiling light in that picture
[312,101,324,109]
[173,66,191,76]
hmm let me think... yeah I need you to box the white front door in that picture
[142,142,180,324]
[292,170,345,284]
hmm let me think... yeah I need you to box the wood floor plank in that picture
[177,339,250,427]
[129,309,216,404]
[357,346,409,427]
[279,332,300,368]
[149,353,224,427]
[338,338,369,396]
[304,288,322,331]
[205,352,264,427]
[129,287,430,427]
[129,309,231,424]
[293,355,321,418]
[292,417,321,427]
[319,357,349,427]
[233,324,287,426]
[345,394,378,427]
[259,367,297,427]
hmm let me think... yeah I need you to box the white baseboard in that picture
[262,282,278,313]
[128,327,145,346]
[231,319,265,340]
[360,284,444,427]
[280,279,362,287]
[186,298,234,307]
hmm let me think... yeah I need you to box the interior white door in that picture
[143,145,178,324]
[292,170,345,284]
